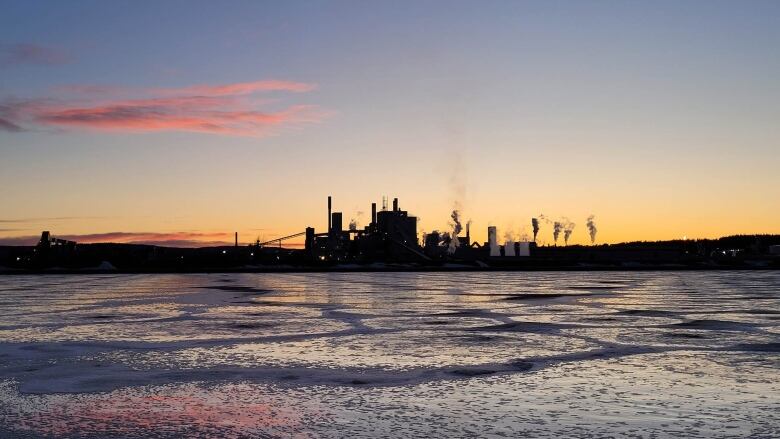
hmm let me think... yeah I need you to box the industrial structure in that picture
[305,196,428,262]
[300,196,534,263]
[1,196,779,272]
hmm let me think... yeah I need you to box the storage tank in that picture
[517,241,531,257]
[488,226,500,256]
[504,240,516,256]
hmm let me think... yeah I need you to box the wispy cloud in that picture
[157,80,315,96]
[0,117,21,132]
[1,79,327,136]
[0,103,26,132]
[0,216,105,223]
[0,43,70,67]
[0,231,236,247]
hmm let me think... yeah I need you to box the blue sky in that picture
[1,1,779,245]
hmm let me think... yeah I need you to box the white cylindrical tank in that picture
[488,226,500,256]
[517,241,531,257]
[504,240,516,257]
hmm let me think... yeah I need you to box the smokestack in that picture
[328,196,332,232]
[235,232,238,247]
[331,212,343,234]
[466,221,470,241]
[371,202,377,225]
[392,197,398,212]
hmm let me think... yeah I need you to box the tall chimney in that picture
[371,202,377,225]
[392,197,398,212]
[328,196,332,232]
[466,222,470,241]
[235,232,238,247]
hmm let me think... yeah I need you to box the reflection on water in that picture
[2,382,313,438]
[0,271,778,437]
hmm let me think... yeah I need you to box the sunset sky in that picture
[1,1,779,247]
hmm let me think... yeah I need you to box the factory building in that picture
[305,196,428,263]
[484,227,531,258]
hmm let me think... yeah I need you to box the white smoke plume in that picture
[532,218,540,242]
[587,215,597,244]
[563,218,576,246]
[503,229,514,243]
[553,221,563,245]
[517,225,531,242]
[448,208,463,254]
[348,211,364,232]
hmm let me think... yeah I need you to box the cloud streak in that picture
[158,80,315,96]
[0,43,70,67]
[1,79,326,136]
[0,216,106,224]
[0,231,237,247]
[0,117,21,132]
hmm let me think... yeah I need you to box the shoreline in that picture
[1,265,778,275]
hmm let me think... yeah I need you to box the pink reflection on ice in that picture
[12,384,312,437]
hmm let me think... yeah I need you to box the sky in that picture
[1,0,779,247]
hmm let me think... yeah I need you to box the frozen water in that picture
[0,271,778,437]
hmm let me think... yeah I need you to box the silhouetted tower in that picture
[331,212,343,235]
[305,227,315,251]
[235,232,238,247]
[328,196,332,232]
[371,202,377,225]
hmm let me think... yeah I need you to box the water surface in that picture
[0,271,778,437]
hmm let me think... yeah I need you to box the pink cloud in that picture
[1,79,326,136]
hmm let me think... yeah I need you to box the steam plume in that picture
[587,215,597,244]
[553,221,562,245]
[448,208,463,254]
[531,218,539,242]
[563,219,576,246]
[503,230,514,242]
[348,211,364,232]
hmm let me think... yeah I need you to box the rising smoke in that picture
[503,229,514,243]
[448,208,463,254]
[531,218,539,241]
[587,215,597,244]
[348,211,365,232]
[552,221,563,245]
[562,218,575,246]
